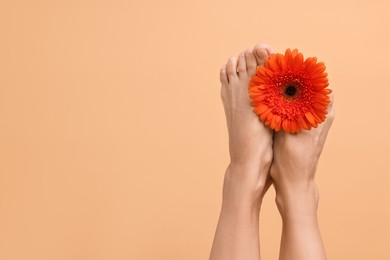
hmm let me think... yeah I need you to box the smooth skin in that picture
[209,43,334,260]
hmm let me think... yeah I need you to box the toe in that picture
[226,56,238,81]
[237,51,247,75]
[245,48,257,75]
[254,43,274,66]
[220,65,228,84]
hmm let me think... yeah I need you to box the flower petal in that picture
[305,112,316,125]
[268,58,279,72]
[254,103,269,114]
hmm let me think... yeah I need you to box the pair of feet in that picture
[220,43,334,206]
[211,43,334,260]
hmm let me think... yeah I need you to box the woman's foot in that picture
[270,94,334,213]
[210,44,275,260]
[220,44,274,201]
[270,95,334,260]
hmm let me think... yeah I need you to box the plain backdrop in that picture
[0,0,389,259]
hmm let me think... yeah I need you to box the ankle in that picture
[274,181,320,221]
[221,164,269,208]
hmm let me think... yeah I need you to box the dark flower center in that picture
[284,85,297,97]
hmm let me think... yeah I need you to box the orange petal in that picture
[297,115,309,130]
[285,49,294,65]
[291,121,299,133]
[304,57,316,69]
[314,93,327,100]
[274,115,282,131]
[267,57,279,72]
[282,119,291,132]
[311,72,328,80]
[312,102,327,110]
[260,108,272,121]
[265,68,274,77]
[266,112,274,122]
[254,103,269,114]
[293,52,304,68]
[312,112,321,122]
[291,49,299,57]
[257,67,267,77]
[312,78,328,85]
[323,88,332,94]
[277,54,288,71]
[253,94,266,101]
[305,112,316,125]
[311,62,326,74]
[270,116,277,129]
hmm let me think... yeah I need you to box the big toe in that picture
[254,44,274,66]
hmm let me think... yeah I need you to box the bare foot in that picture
[270,94,335,209]
[270,95,334,260]
[210,44,274,260]
[220,44,274,199]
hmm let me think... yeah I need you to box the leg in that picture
[271,95,335,260]
[209,44,273,260]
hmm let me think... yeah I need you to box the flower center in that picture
[284,85,297,97]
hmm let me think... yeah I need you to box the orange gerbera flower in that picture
[249,48,331,133]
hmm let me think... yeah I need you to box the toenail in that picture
[256,48,267,57]
[246,48,253,54]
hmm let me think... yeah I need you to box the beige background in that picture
[0,0,389,259]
